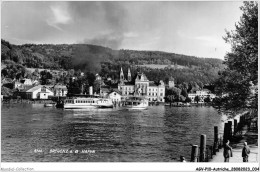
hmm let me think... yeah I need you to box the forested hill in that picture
[1,39,225,85]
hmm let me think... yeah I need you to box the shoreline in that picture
[1,99,55,104]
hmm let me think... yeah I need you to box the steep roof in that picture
[100,86,110,93]
[149,81,157,87]
[21,85,35,92]
[108,89,122,95]
[1,86,13,96]
[135,73,149,81]
[46,84,68,91]
[1,78,13,84]
[23,85,53,93]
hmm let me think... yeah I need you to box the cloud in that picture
[47,3,71,30]
[71,2,128,49]
[124,32,139,38]
[2,1,242,59]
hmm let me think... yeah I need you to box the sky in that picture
[1,1,243,59]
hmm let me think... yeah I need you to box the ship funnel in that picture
[89,86,93,95]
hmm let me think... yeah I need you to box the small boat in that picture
[63,97,99,109]
[183,103,191,106]
[124,96,149,110]
[97,98,113,108]
[44,103,55,107]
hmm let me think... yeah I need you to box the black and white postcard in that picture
[1,1,258,171]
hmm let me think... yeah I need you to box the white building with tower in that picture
[118,67,165,102]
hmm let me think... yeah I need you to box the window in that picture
[160,93,163,96]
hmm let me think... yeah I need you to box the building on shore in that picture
[47,84,68,97]
[188,89,216,103]
[108,91,122,103]
[18,85,54,99]
[118,67,165,102]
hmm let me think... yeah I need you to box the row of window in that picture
[148,98,163,101]
[148,88,165,92]
[148,93,164,96]
[121,87,134,90]
[66,100,96,103]
[121,92,164,97]
[121,88,164,92]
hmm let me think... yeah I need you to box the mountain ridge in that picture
[1,39,225,85]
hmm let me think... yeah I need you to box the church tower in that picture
[120,67,124,83]
[127,68,131,82]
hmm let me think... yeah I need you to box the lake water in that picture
[1,104,224,162]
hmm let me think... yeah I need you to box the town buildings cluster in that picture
[1,67,216,103]
[100,68,166,102]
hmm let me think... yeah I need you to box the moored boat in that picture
[124,96,149,110]
[63,97,99,109]
[97,98,113,108]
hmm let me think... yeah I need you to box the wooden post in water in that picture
[199,134,206,162]
[234,119,238,135]
[190,145,198,162]
[213,126,218,154]
[228,121,232,139]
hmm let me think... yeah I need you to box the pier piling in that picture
[213,126,218,154]
[199,134,206,162]
[190,145,199,162]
